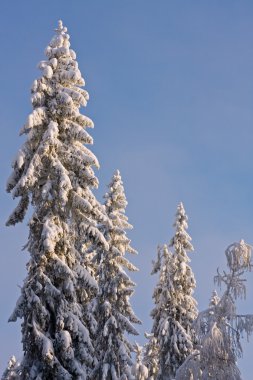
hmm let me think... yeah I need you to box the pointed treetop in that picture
[110,169,121,184]
[174,201,188,227]
[43,19,75,63]
[170,202,194,253]
[114,169,121,178]
[178,201,184,210]
[55,20,67,34]
[104,169,129,213]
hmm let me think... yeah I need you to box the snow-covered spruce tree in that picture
[143,333,159,380]
[5,20,109,380]
[143,246,163,380]
[178,240,253,380]
[148,244,174,380]
[1,357,20,380]
[92,170,141,380]
[131,343,148,380]
[149,203,198,380]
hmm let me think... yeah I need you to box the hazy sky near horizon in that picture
[1,0,253,377]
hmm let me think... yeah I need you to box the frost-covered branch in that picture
[181,240,253,379]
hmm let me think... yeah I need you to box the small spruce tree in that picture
[5,21,108,379]
[143,332,159,380]
[131,343,148,380]
[92,170,141,380]
[148,203,198,380]
[1,357,20,380]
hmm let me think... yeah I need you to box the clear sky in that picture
[1,0,253,378]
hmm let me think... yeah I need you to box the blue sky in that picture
[1,0,253,377]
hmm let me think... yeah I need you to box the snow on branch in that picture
[185,240,253,379]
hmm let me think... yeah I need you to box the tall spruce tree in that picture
[92,170,141,380]
[5,21,108,380]
[148,203,198,380]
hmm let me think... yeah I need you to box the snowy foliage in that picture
[143,333,159,380]
[131,343,148,380]
[5,17,253,380]
[178,240,253,380]
[1,357,20,380]
[92,171,141,380]
[148,203,198,380]
[6,20,109,379]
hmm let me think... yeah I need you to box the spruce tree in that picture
[148,203,198,380]
[92,170,141,380]
[5,20,108,379]
[143,333,159,380]
[144,245,168,379]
